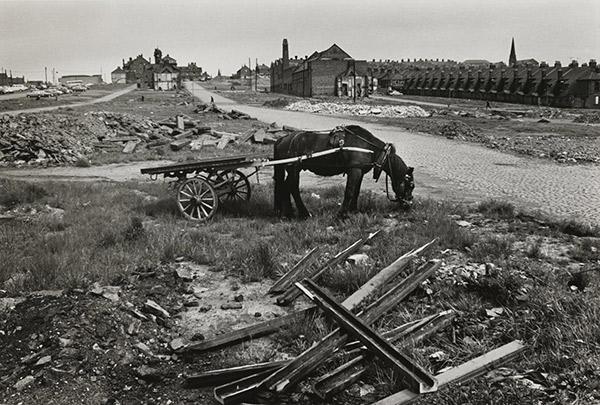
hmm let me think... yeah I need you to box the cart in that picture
[140,147,374,221]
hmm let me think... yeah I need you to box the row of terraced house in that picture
[371,40,600,109]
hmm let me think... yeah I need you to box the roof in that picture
[463,59,490,65]
[155,64,178,74]
[112,67,125,74]
[307,44,352,61]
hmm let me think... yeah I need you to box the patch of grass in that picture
[470,235,514,263]
[73,157,91,167]
[477,199,516,219]
[234,241,279,282]
[569,237,600,262]
[554,218,600,237]
[525,237,544,259]
[0,179,48,208]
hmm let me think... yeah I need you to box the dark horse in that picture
[273,125,414,218]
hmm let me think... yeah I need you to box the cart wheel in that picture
[211,170,251,202]
[176,178,218,221]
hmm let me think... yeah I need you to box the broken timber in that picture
[179,308,315,354]
[276,231,380,306]
[268,246,320,294]
[295,278,438,394]
[237,244,437,399]
[371,340,526,405]
[184,360,290,388]
[313,310,456,399]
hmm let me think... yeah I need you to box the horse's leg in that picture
[349,172,364,212]
[288,168,311,219]
[339,168,363,217]
[282,167,295,218]
[273,164,285,216]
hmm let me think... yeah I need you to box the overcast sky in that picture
[1,0,598,82]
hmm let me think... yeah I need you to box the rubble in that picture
[285,100,430,118]
[573,112,600,124]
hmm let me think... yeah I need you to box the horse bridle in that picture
[333,126,405,202]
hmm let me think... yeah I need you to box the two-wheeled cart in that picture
[140,146,373,221]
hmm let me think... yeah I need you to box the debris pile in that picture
[0,113,97,166]
[194,102,255,120]
[285,100,430,118]
[573,112,600,124]
[439,120,478,139]
[178,238,525,404]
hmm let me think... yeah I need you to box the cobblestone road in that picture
[186,82,600,224]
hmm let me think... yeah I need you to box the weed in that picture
[554,219,600,237]
[470,235,514,263]
[525,237,544,259]
[569,238,600,262]
[73,157,91,167]
[0,180,48,208]
[477,199,516,219]
[236,241,279,282]
[122,216,145,242]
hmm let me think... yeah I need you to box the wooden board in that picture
[371,340,526,405]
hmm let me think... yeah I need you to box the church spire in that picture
[509,38,517,67]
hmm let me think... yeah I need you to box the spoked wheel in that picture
[209,170,251,203]
[176,177,218,221]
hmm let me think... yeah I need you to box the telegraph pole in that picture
[52,68,55,85]
[44,67,48,85]
[255,58,258,92]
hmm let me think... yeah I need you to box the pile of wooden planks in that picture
[180,239,526,404]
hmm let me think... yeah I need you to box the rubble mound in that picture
[0,113,98,166]
[440,120,477,139]
[284,100,429,118]
[573,112,600,124]
[263,98,292,108]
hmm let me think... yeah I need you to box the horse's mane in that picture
[345,125,387,149]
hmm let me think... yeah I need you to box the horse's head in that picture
[387,152,415,210]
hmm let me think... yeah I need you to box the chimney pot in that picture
[554,61,561,68]
[589,59,597,67]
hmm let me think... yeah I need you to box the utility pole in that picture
[255,58,258,92]
[52,68,55,85]
[44,67,48,85]
[353,60,356,103]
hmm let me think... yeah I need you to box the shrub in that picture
[0,180,48,208]
[477,199,516,219]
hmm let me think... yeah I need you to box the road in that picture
[0,92,28,101]
[184,81,600,224]
[0,85,137,116]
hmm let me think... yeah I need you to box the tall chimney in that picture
[282,38,289,69]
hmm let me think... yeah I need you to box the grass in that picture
[1,178,599,404]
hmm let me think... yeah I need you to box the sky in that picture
[1,0,599,82]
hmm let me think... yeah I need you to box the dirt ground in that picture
[0,84,130,112]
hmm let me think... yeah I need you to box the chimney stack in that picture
[282,38,289,69]
[589,59,597,68]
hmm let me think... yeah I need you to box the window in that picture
[596,81,600,92]
[596,95,599,105]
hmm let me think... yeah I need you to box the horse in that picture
[273,125,414,218]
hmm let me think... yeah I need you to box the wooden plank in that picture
[122,140,140,154]
[344,239,436,310]
[239,129,256,143]
[254,242,437,395]
[214,369,273,405]
[217,136,232,150]
[295,279,438,394]
[277,232,380,306]
[184,360,290,388]
[371,340,526,405]
[253,129,266,143]
[177,115,185,130]
[179,308,315,354]
[269,247,320,294]
[170,138,192,151]
[173,129,196,140]
[313,311,456,399]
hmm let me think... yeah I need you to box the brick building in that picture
[114,49,205,89]
[270,39,368,97]
[369,41,600,108]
